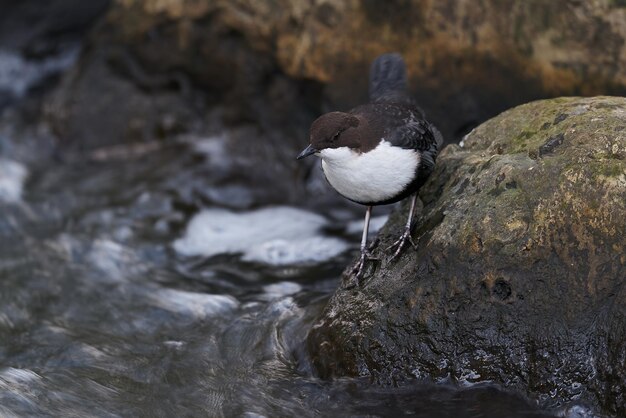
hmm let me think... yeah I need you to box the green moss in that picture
[594,160,626,178]
[506,130,537,153]
[517,130,536,141]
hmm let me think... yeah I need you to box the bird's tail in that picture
[431,124,444,150]
[369,53,411,104]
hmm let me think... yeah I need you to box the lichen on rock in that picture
[307,97,626,416]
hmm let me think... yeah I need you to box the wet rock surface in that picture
[307,97,626,416]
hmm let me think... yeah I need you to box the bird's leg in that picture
[387,194,418,260]
[346,206,376,287]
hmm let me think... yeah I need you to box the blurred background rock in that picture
[2,0,626,149]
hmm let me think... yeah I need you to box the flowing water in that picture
[0,129,573,418]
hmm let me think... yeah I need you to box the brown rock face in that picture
[307,97,626,416]
[47,0,626,149]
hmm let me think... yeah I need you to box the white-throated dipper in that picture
[297,53,443,286]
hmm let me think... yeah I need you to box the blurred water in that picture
[0,136,564,417]
[0,47,79,100]
[0,158,27,202]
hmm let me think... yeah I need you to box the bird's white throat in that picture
[319,140,420,204]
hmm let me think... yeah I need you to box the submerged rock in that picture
[307,97,626,416]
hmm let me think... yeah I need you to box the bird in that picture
[297,53,443,287]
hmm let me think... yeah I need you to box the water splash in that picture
[0,158,27,203]
[173,206,349,265]
[0,48,79,98]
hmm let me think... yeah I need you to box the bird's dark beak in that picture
[297,144,318,160]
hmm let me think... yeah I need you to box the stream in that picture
[0,129,566,417]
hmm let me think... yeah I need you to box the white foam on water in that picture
[0,48,78,98]
[173,206,349,265]
[0,368,42,415]
[163,340,186,350]
[242,412,267,418]
[0,159,28,203]
[559,404,599,418]
[346,214,389,235]
[147,288,238,319]
[189,134,232,170]
[242,235,348,265]
[87,239,145,282]
[0,368,41,386]
[262,281,302,299]
[264,296,299,318]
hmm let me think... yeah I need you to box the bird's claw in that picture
[344,250,378,289]
[367,237,380,252]
[386,227,416,261]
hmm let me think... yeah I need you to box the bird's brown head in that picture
[297,112,361,159]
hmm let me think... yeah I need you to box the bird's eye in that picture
[332,132,341,141]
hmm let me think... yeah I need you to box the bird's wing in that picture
[387,119,440,152]
[388,119,443,172]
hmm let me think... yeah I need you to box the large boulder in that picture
[45,0,626,148]
[307,97,626,416]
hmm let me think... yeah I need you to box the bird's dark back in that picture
[361,53,443,156]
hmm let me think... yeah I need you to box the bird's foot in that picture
[386,226,416,261]
[367,237,380,252]
[344,250,378,289]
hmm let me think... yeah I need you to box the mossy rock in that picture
[307,97,626,416]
